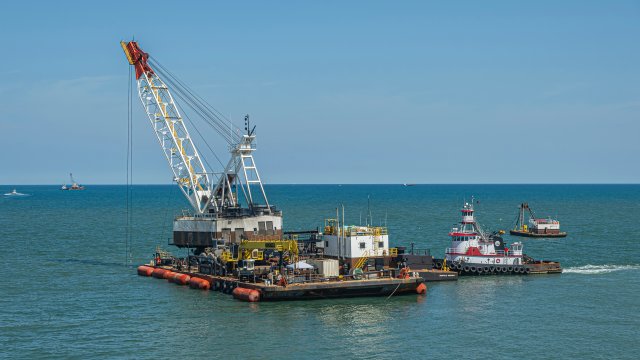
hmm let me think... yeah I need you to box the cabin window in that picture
[266,221,274,230]
[378,241,384,247]
[359,242,366,249]
[325,241,329,247]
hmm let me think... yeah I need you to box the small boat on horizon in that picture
[4,189,29,197]
[60,173,85,191]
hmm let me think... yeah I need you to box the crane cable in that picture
[126,64,133,266]
[148,57,241,145]
[149,56,240,136]
[159,177,176,247]
[147,59,236,178]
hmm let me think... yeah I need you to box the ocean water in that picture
[1,184,639,359]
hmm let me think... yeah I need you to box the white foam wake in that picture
[563,264,640,274]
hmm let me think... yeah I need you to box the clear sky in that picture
[1,1,638,184]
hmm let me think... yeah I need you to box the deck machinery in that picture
[121,41,282,253]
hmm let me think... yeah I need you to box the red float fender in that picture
[151,268,168,279]
[232,287,261,302]
[188,277,211,290]
[163,271,177,280]
[188,277,202,289]
[416,283,427,295]
[171,273,190,285]
[198,278,211,290]
[137,266,154,277]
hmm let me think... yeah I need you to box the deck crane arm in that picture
[515,202,537,230]
[121,41,214,214]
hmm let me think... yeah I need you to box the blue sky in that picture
[1,1,638,184]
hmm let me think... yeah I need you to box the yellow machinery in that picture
[220,240,299,265]
[324,218,338,235]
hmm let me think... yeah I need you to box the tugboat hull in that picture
[438,260,562,275]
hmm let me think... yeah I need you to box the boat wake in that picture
[563,264,640,274]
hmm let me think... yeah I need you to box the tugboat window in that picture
[359,242,366,249]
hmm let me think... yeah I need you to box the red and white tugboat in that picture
[434,200,562,275]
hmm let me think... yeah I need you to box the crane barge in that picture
[122,41,425,301]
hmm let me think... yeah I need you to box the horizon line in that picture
[2,182,639,186]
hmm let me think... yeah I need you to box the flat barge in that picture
[139,265,426,302]
[510,203,567,238]
[509,229,567,238]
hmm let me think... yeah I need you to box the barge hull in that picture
[241,278,423,301]
[156,267,425,301]
[414,269,458,281]
[509,230,567,238]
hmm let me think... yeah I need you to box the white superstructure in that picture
[318,220,390,259]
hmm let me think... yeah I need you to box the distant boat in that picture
[403,183,416,187]
[510,202,567,238]
[61,173,85,191]
[4,189,28,196]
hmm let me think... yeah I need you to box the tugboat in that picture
[510,203,566,238]
[433,200,562,275]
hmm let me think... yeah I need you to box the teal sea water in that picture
[1,184,639,359]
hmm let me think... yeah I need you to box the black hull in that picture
[415,269,458,281]
[256,281,421,301]
[433,259,562,276]
[509,230,567,238]
[178,268,425,301]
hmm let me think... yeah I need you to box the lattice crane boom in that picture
[121,41,214,214]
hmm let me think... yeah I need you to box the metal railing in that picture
[446,248,521,256]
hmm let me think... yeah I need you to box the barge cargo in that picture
[312,218,458,282]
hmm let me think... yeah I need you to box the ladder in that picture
[354,250,371,270]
